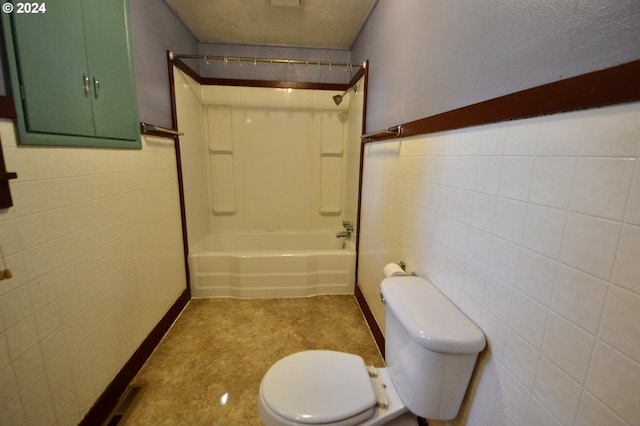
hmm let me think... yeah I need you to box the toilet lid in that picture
[261,350,376,424]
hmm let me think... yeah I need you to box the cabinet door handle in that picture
[93,77,101,100]
[83,73,90,97]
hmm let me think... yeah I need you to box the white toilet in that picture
[258,276,486,425]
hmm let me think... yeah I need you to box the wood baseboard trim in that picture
[79,288,190,426]
[354,283,385,359]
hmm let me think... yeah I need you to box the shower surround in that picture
[202,84,352,230]
[174,68,364,297]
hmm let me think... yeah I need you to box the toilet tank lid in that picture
[381,276,486,354]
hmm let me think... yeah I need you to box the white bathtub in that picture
[188,232,356,298]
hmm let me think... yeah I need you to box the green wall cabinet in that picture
[2,0,141,148]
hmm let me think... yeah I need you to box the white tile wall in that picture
[358,102,640,425]
[0,121,186,425]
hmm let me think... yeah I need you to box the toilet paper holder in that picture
[397,261,419,276]
[381,261,407,305]
[381,261,418,304]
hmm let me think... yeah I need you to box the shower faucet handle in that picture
[342,220,354,232]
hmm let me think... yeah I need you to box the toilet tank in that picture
[381,276,485,420]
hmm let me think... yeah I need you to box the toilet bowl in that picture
[258,350,415,426]
[258,276,486,425]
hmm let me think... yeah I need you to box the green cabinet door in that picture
[11,0,95,137]
[82,0,138,141]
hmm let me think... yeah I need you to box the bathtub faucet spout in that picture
[336,231,351,239]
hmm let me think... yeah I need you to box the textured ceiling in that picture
[164,0,377,49]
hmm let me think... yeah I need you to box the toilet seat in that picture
[259,350,377,425]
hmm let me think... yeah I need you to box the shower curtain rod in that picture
[169,51,361,69]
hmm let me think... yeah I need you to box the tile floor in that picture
[124,296,385,425]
